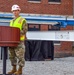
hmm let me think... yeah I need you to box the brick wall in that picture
[0,0,73,15]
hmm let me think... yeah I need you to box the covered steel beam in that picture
[0,12,74,27]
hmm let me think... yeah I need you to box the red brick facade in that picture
[0,0,73,15]
[0,0,73,57]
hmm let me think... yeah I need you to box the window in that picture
[28,0,41,1]
[49,0,61,2]
[48,25,60,45]
[48,25,60,31]
[28,0,41,3]
[28,24,40,31]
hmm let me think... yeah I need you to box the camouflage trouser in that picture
[8,42,25,67]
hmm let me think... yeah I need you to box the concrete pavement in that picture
[0,57,74,75]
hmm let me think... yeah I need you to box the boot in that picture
[7,65,17,74]
[14,66,22,74]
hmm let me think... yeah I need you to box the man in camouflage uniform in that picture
[7,4,28,74]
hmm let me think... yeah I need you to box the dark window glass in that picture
[48,25,60,31]
[28,0,41,1]
[28,24,40,31]
[49,0,61,2]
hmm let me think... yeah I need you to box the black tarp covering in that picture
[0,40,54,61]
[25,40,54,61]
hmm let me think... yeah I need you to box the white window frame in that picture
[48,0,61,4]
[28,0,41,3]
